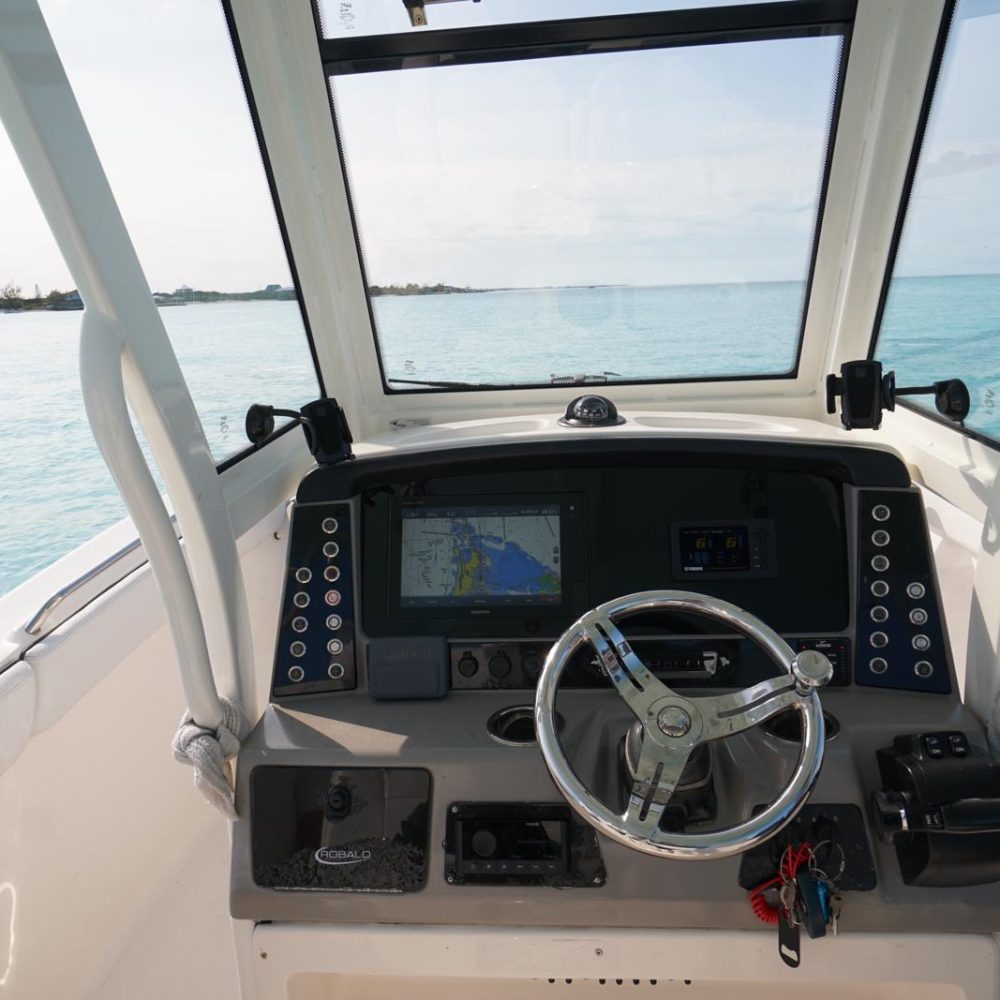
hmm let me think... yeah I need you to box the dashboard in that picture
[269,438,950,701]
[232,436,1000,929]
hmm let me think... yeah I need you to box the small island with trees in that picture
[2,279,485,313]
[368,283,484,297]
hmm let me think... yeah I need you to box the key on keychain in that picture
[795,870,828,940]
[777,882,802,968]
[828,892,844,936]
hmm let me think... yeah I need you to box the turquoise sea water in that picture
[1,275,997,596]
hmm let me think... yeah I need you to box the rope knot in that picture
[171,697,250,819]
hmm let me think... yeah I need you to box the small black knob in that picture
[488,653,512,679]
[458,654,479,677]
[471,828,498,858]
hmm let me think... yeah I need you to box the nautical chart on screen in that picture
[400,504,561,606]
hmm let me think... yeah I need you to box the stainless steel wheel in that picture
[534,590,833,860]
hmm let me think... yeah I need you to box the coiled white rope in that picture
[171,697,249,819]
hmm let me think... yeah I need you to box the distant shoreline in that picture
[4,272,998,314]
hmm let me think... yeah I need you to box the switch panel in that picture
[272,502,357,697]
[855,489,950,694]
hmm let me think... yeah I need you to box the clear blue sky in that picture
[1,0,997,293]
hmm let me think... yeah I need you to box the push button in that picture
[458,654,479,677]
[923,734,946,759]
[914,660,934,679]
[922,808,945,829]
[948,733,969,757]
[906,582,926,600]
[488,653,513,678]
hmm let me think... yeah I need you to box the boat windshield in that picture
[322,5,846,391]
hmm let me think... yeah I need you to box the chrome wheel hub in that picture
[657,705,692,738]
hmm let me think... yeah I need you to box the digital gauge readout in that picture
[678,525,751,573]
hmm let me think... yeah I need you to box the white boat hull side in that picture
[250,923,1000,999]
[0,506,290,998]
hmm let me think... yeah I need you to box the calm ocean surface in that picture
[2,275,998,595]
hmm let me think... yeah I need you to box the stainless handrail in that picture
[24,516,180,637]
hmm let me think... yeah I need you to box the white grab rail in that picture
[0,0,257,728]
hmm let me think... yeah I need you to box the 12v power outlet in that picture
[326,785,352,819]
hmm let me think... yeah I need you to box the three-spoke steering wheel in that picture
[534,591,833,860]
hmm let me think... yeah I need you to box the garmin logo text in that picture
[314,848,372,866]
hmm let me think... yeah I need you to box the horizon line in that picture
[5,270,998,298]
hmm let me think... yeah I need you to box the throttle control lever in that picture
[871,731,1000,886]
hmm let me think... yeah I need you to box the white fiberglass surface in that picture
[331,32,843,389]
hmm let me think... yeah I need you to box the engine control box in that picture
[872,732,1000,886]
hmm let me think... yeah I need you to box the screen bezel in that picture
[670,518,778,581]
[387,493,587,622]
[676,523,752,574]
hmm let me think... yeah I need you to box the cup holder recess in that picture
[762,708,840,744]
[487,705,564,747]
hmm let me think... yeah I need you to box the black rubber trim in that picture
[320,0,854,76]
[892,397,1000,454]
[296,438,910,502]
[218,0,327,439]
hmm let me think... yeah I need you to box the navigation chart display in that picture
[400,504,562,607]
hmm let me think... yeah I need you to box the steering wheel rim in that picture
[534,590,833,861]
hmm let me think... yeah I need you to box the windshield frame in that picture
[315,0,855,395]
[865,0,1000,455]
